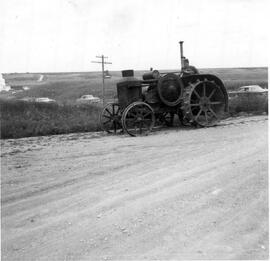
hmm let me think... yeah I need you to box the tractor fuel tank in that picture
[117,70,142,108]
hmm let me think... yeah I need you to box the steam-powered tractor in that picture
[100,41,228,136]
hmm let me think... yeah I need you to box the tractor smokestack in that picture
[179,41,184,70]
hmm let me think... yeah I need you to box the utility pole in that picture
[91,55,112,106]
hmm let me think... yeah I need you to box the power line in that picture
[91,55,112,106]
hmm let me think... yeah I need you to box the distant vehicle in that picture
[228,85,268,99]
[35,97,56,103]
[238,85,268,93]
[76,95,101,104]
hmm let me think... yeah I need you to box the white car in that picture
[35,97,56,103]
[76,95,101,104]
[238,85,268,93]
[229,85,268,99]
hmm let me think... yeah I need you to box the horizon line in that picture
[2,66,268,75]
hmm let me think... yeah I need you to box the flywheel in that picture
[157,73,184,106]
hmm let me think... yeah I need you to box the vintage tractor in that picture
[100,41,228,136]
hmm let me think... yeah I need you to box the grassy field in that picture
[3,71,122,104]
[0,100,101,139]
[0,67,268,139]
[3,67,268,104]
[200,67,268,91]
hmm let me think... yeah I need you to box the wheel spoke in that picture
[103,114,111,119]
[102,118,112,125]
[105,108,113,116]
[205,111,209,123]
[209,107,218,119]
[113,121,117,133]
[203,83,206,98]
[195,108,203,120]
[143,111,152,118]
[193,88,201,99]
[208,88,216,99]
[190,103,200,106]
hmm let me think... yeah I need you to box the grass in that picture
[4,74,120,105]
[229,93,268,115]
[3,67,268,103]
[0,100,102,139]
[0,67,268,139]
[200,67,268,91]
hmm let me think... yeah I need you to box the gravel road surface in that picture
[1,115,268,260]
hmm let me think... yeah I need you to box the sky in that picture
[0,0,268,73]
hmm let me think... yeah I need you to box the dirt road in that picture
[1,115,268,260]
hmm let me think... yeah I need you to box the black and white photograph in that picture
[0,0,268,260]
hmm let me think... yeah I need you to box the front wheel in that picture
[100,102,122,134]
[121,102,155,136]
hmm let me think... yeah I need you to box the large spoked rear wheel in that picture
[183,79,226,127]
[122,102,155,137]
[100,102,122,134]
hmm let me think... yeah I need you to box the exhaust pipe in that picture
[179,41,184,71]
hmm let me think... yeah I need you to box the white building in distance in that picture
[0,74,11,92]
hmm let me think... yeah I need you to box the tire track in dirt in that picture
[1,115,268,260]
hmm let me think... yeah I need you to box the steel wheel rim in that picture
[100,102,122,133]
[122,102,155,136]
[189,80,225,127]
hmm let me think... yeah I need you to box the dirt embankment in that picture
[1,115,268,260]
